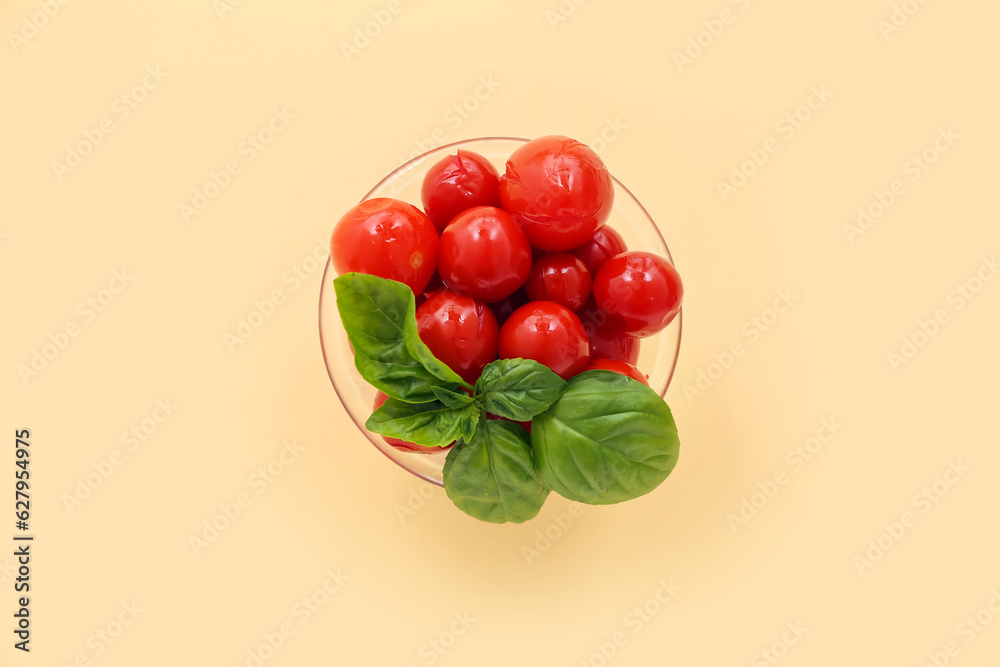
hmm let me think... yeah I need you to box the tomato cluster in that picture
[330,136,683,453]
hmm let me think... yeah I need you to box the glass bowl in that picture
[319,137,682,486]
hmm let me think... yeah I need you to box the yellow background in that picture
[3,0,999,665]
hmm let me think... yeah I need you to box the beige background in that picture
[3,0,999,665]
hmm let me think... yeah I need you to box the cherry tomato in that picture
[416,290,499,384]
[422,271,445,298]
[593,251,683,338]
[499,135,614,251]
[421,150,502,233]
[438,206,532,303]
[499,302,589,380]
[489,287,529,327]
[330,198,438,294]
[372,391,454,454]
[587,324,639,365]
[524,252,592,312]
[582,359,648,385]
[575,296,639,363]
[570,226,627,276]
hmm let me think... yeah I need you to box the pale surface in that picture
[2,1,999,665]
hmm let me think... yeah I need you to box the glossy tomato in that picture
[499,135,614,251]
[489,287,529,327]
[570,226,627,276]
[498,302,589,380]
[587,324,639,365]
[524,252,592,312]
[372,391,454,454]
[593,251,683,338]
[582,359,648,385]
[421,150,502,232]
[415,290,499,384]
[438,206,532,303]
[330,198,438,294]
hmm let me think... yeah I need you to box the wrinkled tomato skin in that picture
[499,136,614,251]
[421,150,502,233]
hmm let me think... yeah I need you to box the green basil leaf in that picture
[459,408,480,443]
[443,420,550,524]
[432,386,475,410]
[365,397,468,448]
[532,370,680,505]
[474,358,568,421]
[334,273,470,402]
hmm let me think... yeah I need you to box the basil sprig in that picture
[532,370,680,505]
[334,273,681,523]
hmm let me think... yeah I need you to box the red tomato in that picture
[499,136,614,251]
[582,359,649,385]
[415,290,499,384]
[422,271,445,299]
[498,302,589,380]
[524,252,592,312]
[330,198,438,294]
[438,206,532,303]
[372,391,454,454]
[489,287,529,327]
[421,150,502,233]
[575,296,639,364]
[570,226,627,276]
[593,252,683,338]
[587,324,640,365]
